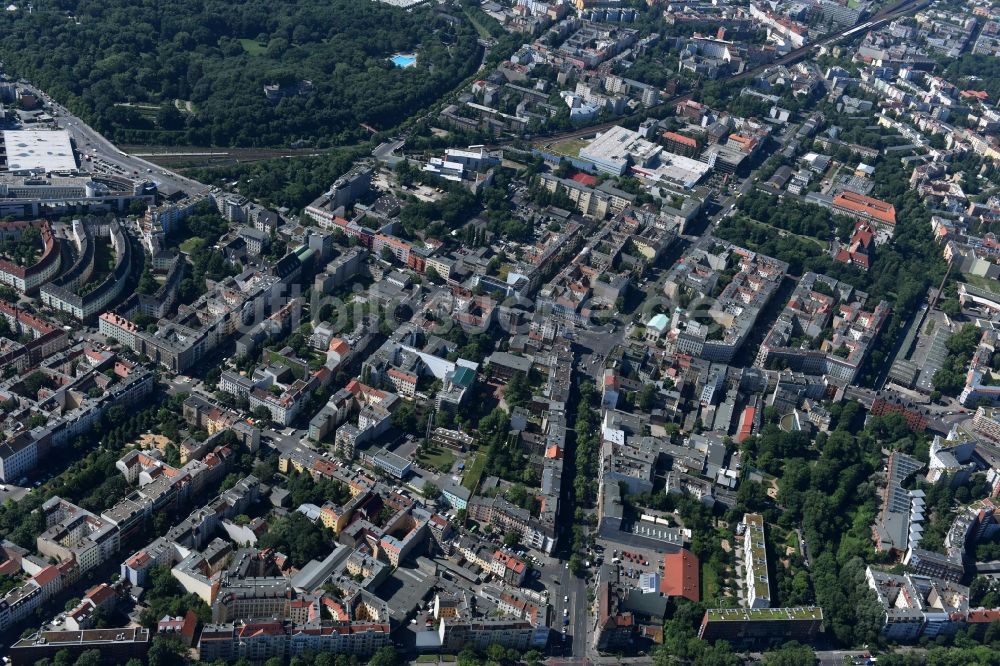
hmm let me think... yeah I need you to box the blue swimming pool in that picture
[391,54,417,68]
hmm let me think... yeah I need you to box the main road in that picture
[21,83,206,196]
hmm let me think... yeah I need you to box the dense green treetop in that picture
[1,0,481,147]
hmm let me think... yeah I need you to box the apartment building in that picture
[742,513,771,609]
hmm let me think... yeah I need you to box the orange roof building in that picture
[832,191,897,228]
[834,220,876,271]
[660,549,700,602]
[662,131,700,156]
[736,406,756,444]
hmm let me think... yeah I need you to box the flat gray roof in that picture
[3,130,76,172]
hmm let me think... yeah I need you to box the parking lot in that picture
[0,484,31,503]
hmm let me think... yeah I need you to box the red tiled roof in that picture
[388,368,417,383]
[736,406,756,443]
[968,608,1000,623]
[662,131,698,148]
[661,549,700,602]
[33,565,60,587]
[85,584,115,606]
[961,90,989,100]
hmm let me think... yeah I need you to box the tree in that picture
[367,646,399,666]
[136,268,158,295]
[568,553,584,576]
[257,512,330,567]
[148,636,186,666]
[252,405,272,425]
[503,372,530,408]
[20,371,54,396]
[139,568,212,630]
[73,651,102,666]
[638,383,656,411]
[391,402,420,435]
[155,103,185,131]
[762,642,816,666]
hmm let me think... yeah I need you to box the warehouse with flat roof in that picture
[579,126,662,176]
[1,130,76,173]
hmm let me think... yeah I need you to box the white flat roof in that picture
[580,125,661,172]
[633,151,711,189]
[3,130,76,172]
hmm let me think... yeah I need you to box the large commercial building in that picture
[580,126,662,176]
[1,130,76,173]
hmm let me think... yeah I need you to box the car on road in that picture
[563,595,568,603]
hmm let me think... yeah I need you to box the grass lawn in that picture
[962,272,1000,296]
[549,137,589,158]
[178,237,205,254]
[462,452,486,492]
[418,446,455,473]
[702,560,721,605]
[238,38,266,55]
[416,657,439,664]
[786,530,799,553]
[462,7,492,40]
